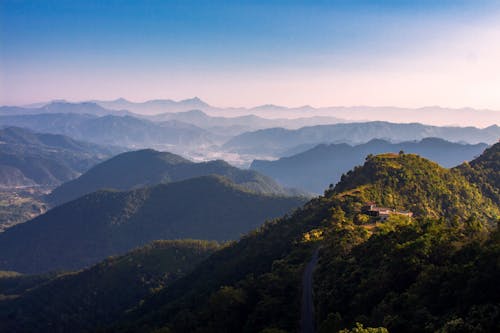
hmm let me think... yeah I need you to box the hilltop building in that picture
[362,202,413,221]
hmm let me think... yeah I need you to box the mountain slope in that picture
[93,151,497,333]
[224,122,500,156]
[48,149,298,206]
[251,138,489,193]
[0,175,306,274]
[0,127,120,187]
[457,142,500,205]
[0,240,219,333]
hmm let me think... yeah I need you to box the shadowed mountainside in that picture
[251,138,489,193]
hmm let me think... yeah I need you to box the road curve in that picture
[301,247,320,333]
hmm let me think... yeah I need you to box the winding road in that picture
[301,247,320,333]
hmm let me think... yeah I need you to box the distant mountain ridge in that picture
[0,101,131,117]
[9,99,500,127]
[225,122,500,156]
[48,149,301,206]
[0,175,306,274]
[149,109,344,136]
[251,138,490,193]
[90,98,500,127]
[0,127,120,187]
[0,111,215,148]
[92,97,210,115]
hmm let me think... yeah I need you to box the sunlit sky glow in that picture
[1,0,500,110]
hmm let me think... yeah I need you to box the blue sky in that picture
[1,0,500,108]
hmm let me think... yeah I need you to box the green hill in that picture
[0,175,305,274]
[48,149,300,206]
[0,240,218,333]
[457,142,500,206]
[330,152,499,223]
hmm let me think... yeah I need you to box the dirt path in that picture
[300,247,319,333]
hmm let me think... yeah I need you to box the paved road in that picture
[301,247,320,333]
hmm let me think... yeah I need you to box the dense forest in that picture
[0,144,498,332]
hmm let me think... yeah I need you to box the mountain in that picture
[224,122,500,156]
[0,112,215,148]
[251,138,489,193]
[149,110,344,136]
[6,101,500,127]
[0,150,498,332]
[0,175,306,274]
[48,149,300,206]
[0,101,131,117]
[93,97,211,115]
[90,99,500,127]
[0,240,219,332]
[0,127,120,187]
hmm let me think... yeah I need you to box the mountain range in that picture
[1,102,498,167]
[0,110,216,149]
[1,101,131,117]
[224,121,500,156]
[251,138,489,193]
[0,143,497,332]
[71,98,500,127]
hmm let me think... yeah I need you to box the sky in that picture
[1,0,500,110]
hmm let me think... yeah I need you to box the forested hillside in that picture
[0,240,219,333]
[0,176,305,274]
[457,142,500,206]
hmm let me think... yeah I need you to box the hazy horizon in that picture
[2,1,500,112]
[4,96,500,115]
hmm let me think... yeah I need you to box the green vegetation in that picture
[0,240,219,332]
[457,142,500,205]
[331,152,499,223]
